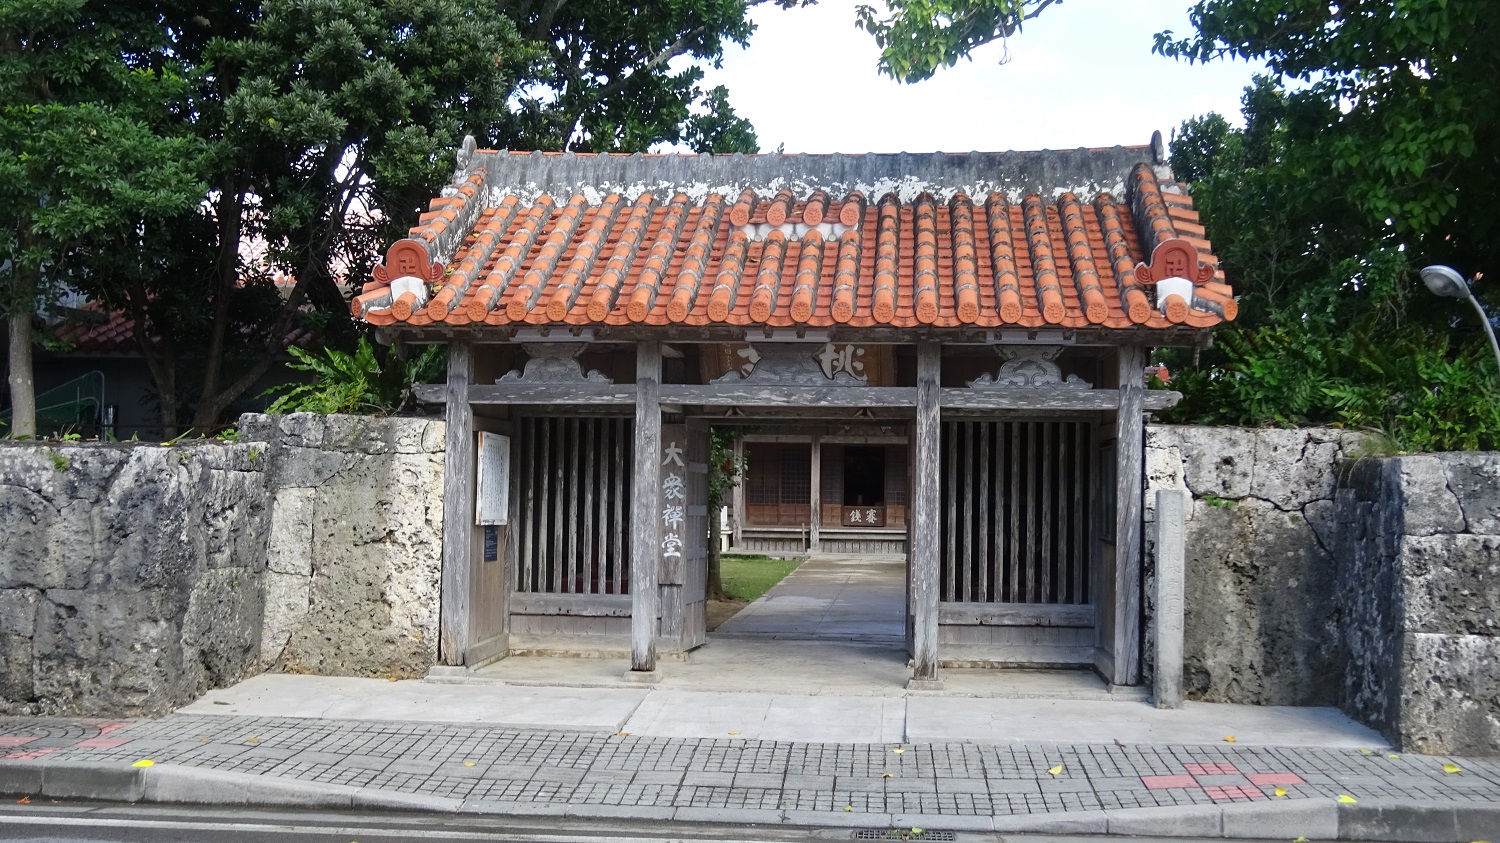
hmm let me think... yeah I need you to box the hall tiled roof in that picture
[356,147,1229,332]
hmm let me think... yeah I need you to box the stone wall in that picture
[1336,453,1500,755]
[240,414,445,679]
[0,442,271,716]
[1145,426,1364,706]
[0,414,447,717]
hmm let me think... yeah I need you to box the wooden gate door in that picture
[660,420,710,651]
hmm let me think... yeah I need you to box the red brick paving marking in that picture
[1142,763,1300,803]
[3,747,61,760]
[1184,763,1240,776]
[0,737,37,747]
[1204,785,1265,801]
[95,723,130,736]
[74,738,130,749]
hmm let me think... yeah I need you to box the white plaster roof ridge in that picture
[471,146,1156,206]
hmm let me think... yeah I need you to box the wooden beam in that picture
[660,385,916,407]
[439,341,474,665]
[1143,391,1182,412]
[938,603,1095,627]
[1113,345,1146,686]
[511,593,632,617]
[473,384,636,405]
[910,342,941,688]
[941,389,1119,411]
[629,341,662,675]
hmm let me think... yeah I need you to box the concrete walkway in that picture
[716,553,907,643]
[2,703,1497,839]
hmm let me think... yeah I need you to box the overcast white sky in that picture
[693,0,1265,154]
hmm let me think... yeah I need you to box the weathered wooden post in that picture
[628,341,663,679]
[1113,345,1146,686]
[910,342,942,689]
[1154,488,1186,708]
[439,341,474,665]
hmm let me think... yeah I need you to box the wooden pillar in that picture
[1113,345,1146,686]
[809,434,822,552]
[439,341,474,666]
[628,341,663,677]
[909,342,942,689]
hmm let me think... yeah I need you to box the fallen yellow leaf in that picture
[843,806,854,812]
[910,828,924,835]
[132,759,154,768]
[15,797,30,804]
[1359,748,1374,755]
[1047,765,1063,776]
[1387,754,1400,759]
[1223,735,1237,743]
[244,737,260,744]
[891,748,905,754]
[882,773,893,778]
[614,732,629,737]
[1443,763,1462,774]
[1292,837,1308,843]
[462,761,476,767]
[1274,787,1287,797]
[728,731,741,736]
[1338,794,1357,804]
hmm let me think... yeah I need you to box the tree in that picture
[861,0,1500,448]
[0,0,206,437]
[706,427,747,601]
[31,0,776,436]
[855,0,1061,82]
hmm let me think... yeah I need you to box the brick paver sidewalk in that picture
[3,713,1498,831]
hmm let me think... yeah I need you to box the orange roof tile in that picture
[358,147,1231,333]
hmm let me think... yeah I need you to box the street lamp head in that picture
[1421,264,1471,300]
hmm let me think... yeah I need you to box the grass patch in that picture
[720,554,802,603]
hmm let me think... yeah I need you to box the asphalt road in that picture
[0,804,1310,843]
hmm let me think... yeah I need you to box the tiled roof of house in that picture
[356,145,1231,333]
[46,297,315,355]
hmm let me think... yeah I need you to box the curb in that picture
[1,759,1495,841]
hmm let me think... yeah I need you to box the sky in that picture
[692,0,1266,154]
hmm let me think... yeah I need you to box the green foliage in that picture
[264,337,444,416]
[1151,4,1500,453]
[707,427,748,510]
[855,0,1062,82]
[46,449,67,472]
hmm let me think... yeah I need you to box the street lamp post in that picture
[1419,264,1500,379]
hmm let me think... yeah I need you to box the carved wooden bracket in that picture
[711,342,864,386]
[969,346,1091,389]
[498,343,612,384]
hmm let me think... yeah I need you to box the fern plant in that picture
[263,338,445,415]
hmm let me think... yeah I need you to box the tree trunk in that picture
[707,503,725,600]
[6,264,37,438]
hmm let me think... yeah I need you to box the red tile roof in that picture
[357,149,1229,332]
[47,299,316,355]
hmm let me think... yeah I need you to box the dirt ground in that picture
[706,599,747,631]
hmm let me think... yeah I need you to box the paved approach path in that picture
[715,553,906,643]
[1,711,1497,838]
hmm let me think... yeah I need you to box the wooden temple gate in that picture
[370,144,1228,689]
